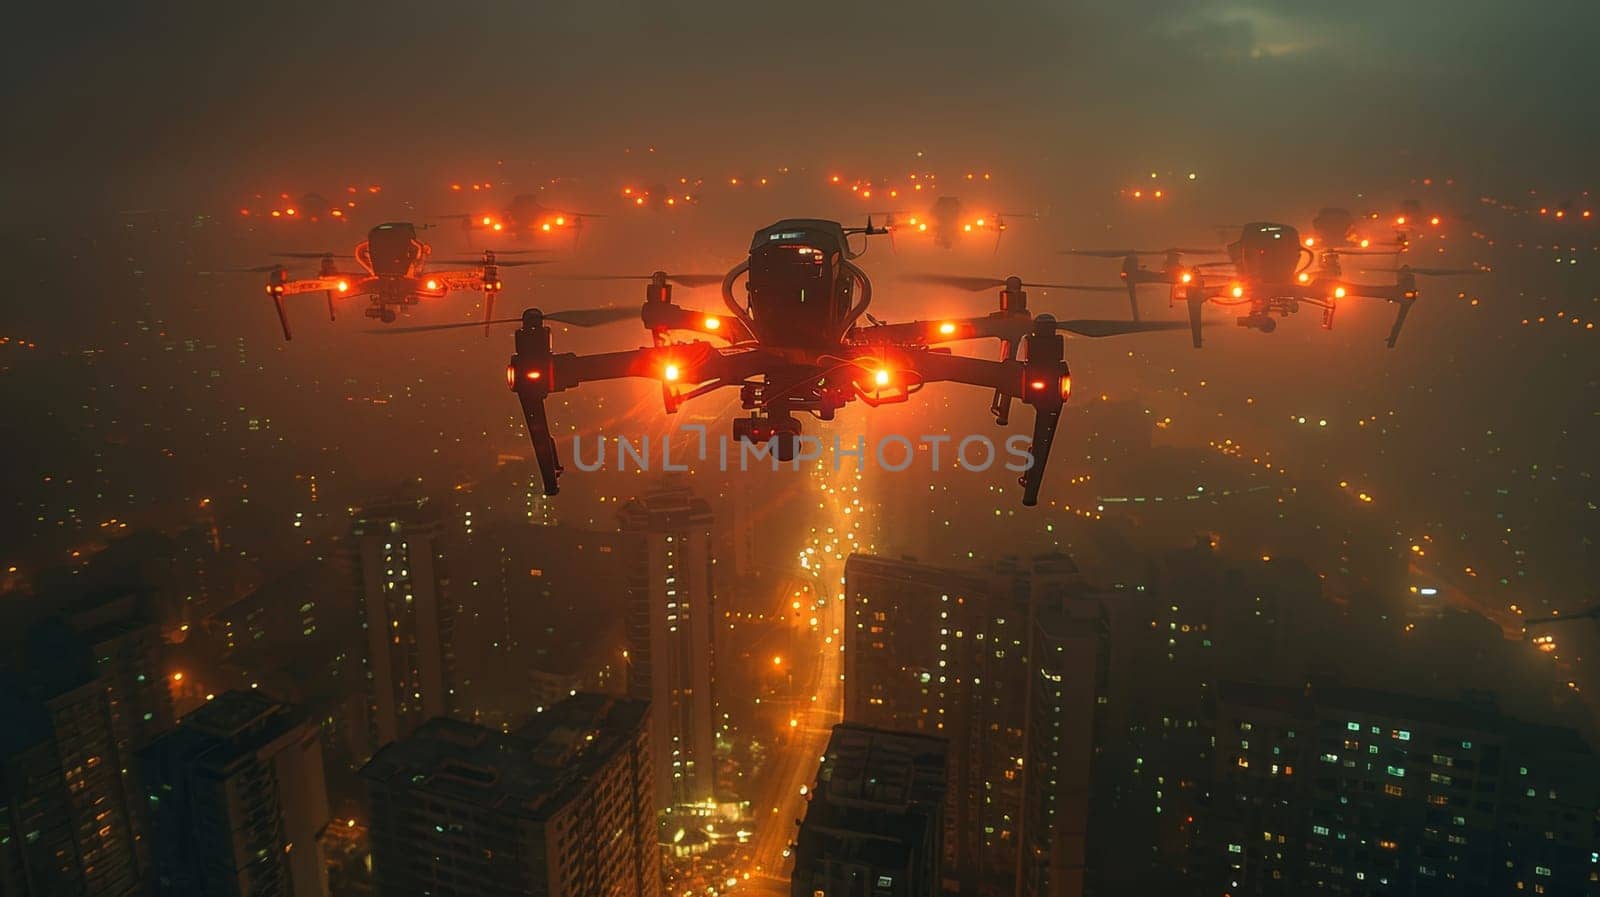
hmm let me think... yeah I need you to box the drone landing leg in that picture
[274,295,293,342]
[1127,283,1141,322]
[516,390,564,495]
[1386,297,1416,349]
[1020,404,1062,507]
[484,292,495,338]
[1187,296,1205,348]
[326,292,337,323]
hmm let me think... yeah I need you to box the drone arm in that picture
[641,303,756,343]
[848,315,1034,348]
[432,269,490,291]
[281,276,370,297]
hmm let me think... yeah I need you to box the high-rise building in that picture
[0,621,142,897]
[351,496,457,756]
[617,479,717,810]
[790,723,950,897]
[1208,681,1600,896]
[1018,562,1109,897]
[361,694,657,897]
[64,591,175,877]
[843,553,1109,897]
[140,690,330,897]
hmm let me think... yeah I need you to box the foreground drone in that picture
[238,222,549,339]
[388,219,1187,505]
[1073,223,1481,348]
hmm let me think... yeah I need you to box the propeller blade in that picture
[544,307,639,327]
[430,258,556,267]
[1165,247,1224,255]
[547,273,724,288]
[370,306,636,335]
[1056,319,1194,338]
[1365,267,1485,276]
[204,264,287,274]
[273,251,355,259]
[1192,261,1236,268]
[903,273,1121,292]
[1058,249,1156,258]
[373,317,525,334]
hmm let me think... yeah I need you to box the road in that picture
[735,456,862,894]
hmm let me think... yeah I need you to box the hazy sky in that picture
[5,0,1595,213]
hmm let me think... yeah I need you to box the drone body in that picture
[491,219,1185,506]
[256,222,547,340]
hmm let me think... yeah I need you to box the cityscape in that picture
[3,3,1598,896]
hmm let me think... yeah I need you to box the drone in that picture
[880,196,1029,253]
[235,222,550,340]
[1165,222,1482,348]
[383,219,1187,506]
[1307,207,1405,253]
[1059,247,1223,321]
[442,194,606,243]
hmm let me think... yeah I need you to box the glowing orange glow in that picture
[1153,190,1163,198]
[963,224,973,232]
[239,208,250,216]
[1297,272,1311,284]
[975,218,986,227]
[505,364,516,389]
[555,216,566,226]
[873,369,891,387]
[525,370,541,380]
[1304,237,1316,247]
[1132,190,1142,198]
[1179,272,1193,284]
[1030,379,1048,391]
[1333,286,1347,299]
[425,279,439,291]
[1429,216,1441,226]
[918,223,928,232]
[270,210,281,217]
[336,280,349,292]
[481,216,492,226]
[1059,375,1072,399]
[623,187,634,195]
[330,209,343,217]
[1554,209,1566,219]
[635,197,645,206]
[1396,215,1407,225]
[1359,238,1370,248]
[772,655,783,666]
[284,208,297,216]
[367,185,380,193]
[704,316,721,330]
[1584,210,1592,218]
[492,223,503,232]
[451,184,462,191]
[663,364,681,382]
[541,223,552,232]
[938,322,957,335]
[830,175,840,183]
[666,198,676,206]
[1231,285,1244,298]
[171,672,184,682]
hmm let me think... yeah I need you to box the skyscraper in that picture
[1208,681,1600,896]
[140,690,330,897]
[351,496,457,756]
[361,694,657,897]
[790,723,950,897]
[0,621,142,897]
[617,479,717,810]
[843,553,1109,897]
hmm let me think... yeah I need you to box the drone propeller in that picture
[273,251,356,260]
[1054,319,1195,338]
[903,273,1122,293]
[371,306,638,334]
[548,273,726,288]
[1364,266,1485,276]
[203,264,289,274]
[1060,247,1220,258]
[430,258,555,268]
